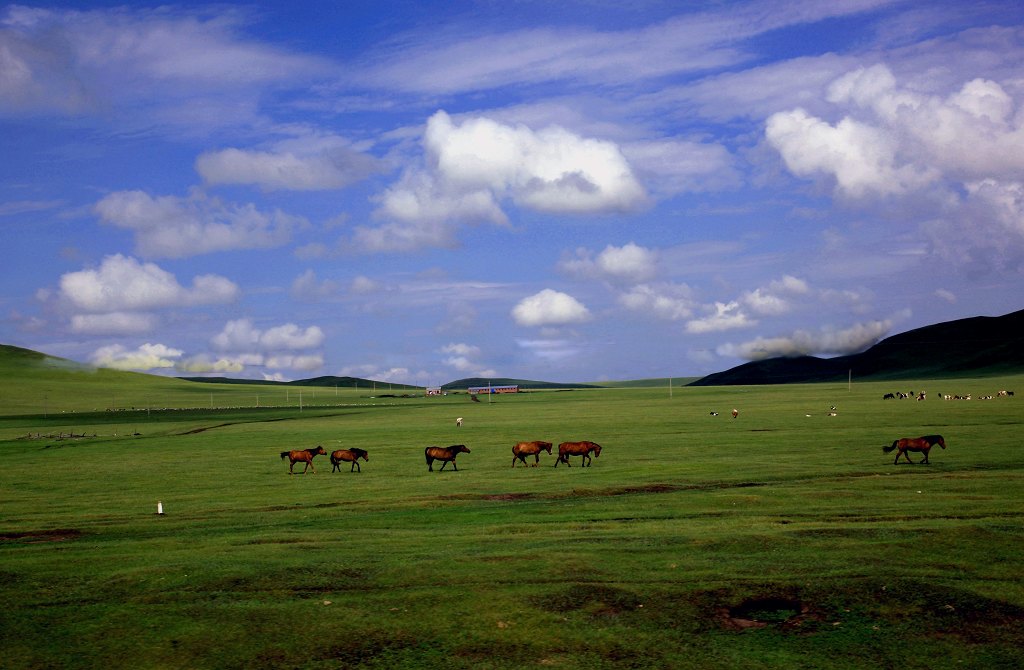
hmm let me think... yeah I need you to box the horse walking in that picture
[331,448,369,472]
[511,441,553,467]
[555,441,602,467]
[280,446,327,474]
[425,445,471,472]
[882,435,947,464]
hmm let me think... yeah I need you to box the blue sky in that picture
[2,0,1023,384]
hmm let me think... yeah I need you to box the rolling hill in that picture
[689,308,1024,386]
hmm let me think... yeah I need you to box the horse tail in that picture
[882,441,897,453]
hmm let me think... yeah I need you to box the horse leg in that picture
[427,458,434,472]
[901,450,914,465]
[452,460,459,471]
[893,450,901,465]
[533,454,539,467]
[289,460,295,475]
[439,460,448,472]
[921,448,930,464]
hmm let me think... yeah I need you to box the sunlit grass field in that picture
[1,366,1023,668]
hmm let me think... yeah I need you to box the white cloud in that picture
[195,134,380,191]
[716,319,892,360]
[560,243,658,284]
[359,111,645,252]
[59,254,238,313]
[512,289,591,327]
[89,342,183,371]
[211,319,324,352]
[0,5,327,124]
[94,189,303,258]
[741,275,810,316]
[618,283,695,321]
[261,323,325,350]
[765,108,932,197]
[353,3,896,95]
[686,301,755,334]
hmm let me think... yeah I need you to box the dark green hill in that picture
[179,374,420,391]
[442,377,600,391]
[690,309,1024,386]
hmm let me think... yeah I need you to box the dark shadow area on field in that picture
[0,528,84,544]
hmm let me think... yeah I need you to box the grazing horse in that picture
[425,445,471,472]
[555,441,602,467]
[280,446,327,474]
[511,441,553,467]
[882,435,947,465]
[331,448,369,473]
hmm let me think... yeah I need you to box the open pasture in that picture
[1,376,1023,668]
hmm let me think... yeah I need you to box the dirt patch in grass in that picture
[720,596,811,630]
[0,528,83,544]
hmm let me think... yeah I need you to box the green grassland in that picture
[1,357,1023,668]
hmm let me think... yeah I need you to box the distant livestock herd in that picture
[883,389,1014,401]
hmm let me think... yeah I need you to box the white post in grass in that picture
[157,501,164,515]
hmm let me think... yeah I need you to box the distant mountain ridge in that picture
[689,309,1024,386]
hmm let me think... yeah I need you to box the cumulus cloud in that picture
[196,134,381,191]
[89,342,183,371]
[559,243,658,283]
[357,111,645,252]
[94,189,303,258]
[211,318,324,352]
[686,301,755,334]
[618,283,695,321]
[741,275,810,316]
[766,63,1024,270]
[59,254,238,313]
[512,289,591,327]
[765,108,932,197]
[717,319,892,360]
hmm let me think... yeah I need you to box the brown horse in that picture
[331,448,369,473]
[555,441,602,467]
[280,446,327,474]
[882,434,946,464]
[425,445,471,472]
[511,441,553,467]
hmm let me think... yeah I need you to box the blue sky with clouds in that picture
[2,0,1023,384]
